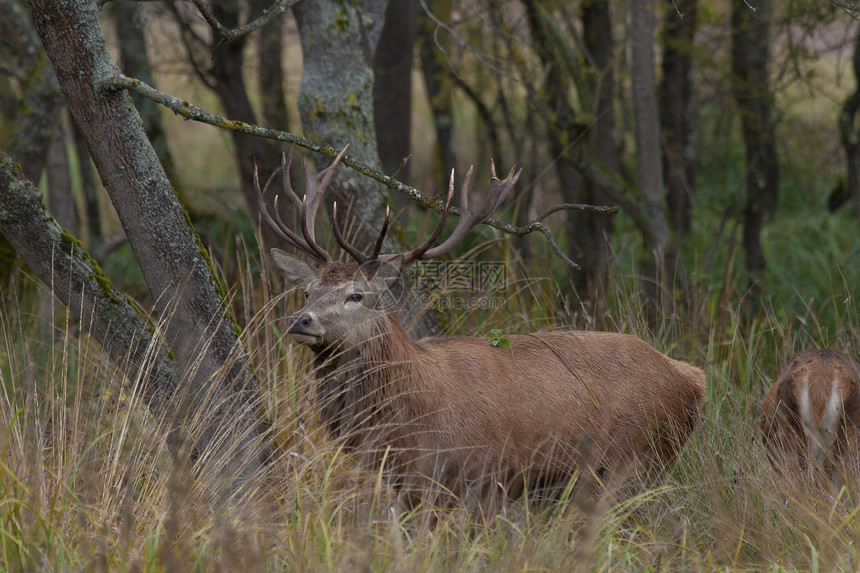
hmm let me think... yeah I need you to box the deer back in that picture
[405,331,706,482]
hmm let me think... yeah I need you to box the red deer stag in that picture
[262,149,707,513]
[761,349,860,478]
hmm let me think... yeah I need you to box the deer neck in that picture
[310,312,420,444]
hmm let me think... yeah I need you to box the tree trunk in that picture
[112,0,181,194]
[581,0,620,302]
[0,0,63,284]
[293,0,439,338]
[0,0,63,184]
[660,0,698,239]
[253,0,290,133]
[27,0,266,483]
[841,29,860,218]
[374,0,416,208]
[45,115,77,232]
[731,0,778,295]
[70,118,101,245]
[208,2,284,224]
[417,0,457,194]
[521,1,622,305]
[521,1,588,290]
[293,0,397,255]
[0,148,178,419]
[631,0,672,311]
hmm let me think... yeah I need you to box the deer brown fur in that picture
[273,252,707,512]
[761,349,860,476]
[263,149,706,513]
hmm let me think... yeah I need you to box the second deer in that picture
[761,348,860,479]
[263,148,708,515]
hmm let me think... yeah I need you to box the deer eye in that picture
[303,291,309,299]
[349,293,363,303]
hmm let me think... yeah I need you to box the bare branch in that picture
[189,0,299,44]
[103,74,621,268]
[826,0,860,19]
[166,2,216,90]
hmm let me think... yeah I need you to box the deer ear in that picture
[270,248,318,288]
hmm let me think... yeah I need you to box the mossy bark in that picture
[0,148,178,414]
[26,0,266,482]
[293,0,395,254]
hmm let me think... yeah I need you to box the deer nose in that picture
[288,314,313,334]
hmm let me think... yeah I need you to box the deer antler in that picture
[257,145,351,263]
[333,160,521,265]
[331,202,391,263]
[409,161,519,263]
[262,147,520,266]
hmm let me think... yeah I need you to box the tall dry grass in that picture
[3,231,860,572]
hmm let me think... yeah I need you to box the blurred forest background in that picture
[5,0,860,329]
[6,0,860,569]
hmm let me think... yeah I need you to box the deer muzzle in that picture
[287,313,324,346]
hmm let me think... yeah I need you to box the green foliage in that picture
[763,208,860,333]
[487,328,510,348]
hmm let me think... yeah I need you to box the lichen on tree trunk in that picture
[0,148,178,414]
[293,0,396,255]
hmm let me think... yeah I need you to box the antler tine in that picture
[417,163,520,261]
[459,165,474,213]
[388,169,456,265]
[300,196,333,262]
[254,162,322,258]
[271,194,314,253]
[298,145,350,263]
[331,201,391,263]
[332,201,370,263]
[280,147,303,210]
[479,164,521,218]
[369,205,390,259]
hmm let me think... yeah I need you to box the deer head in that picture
[259,146,521,351]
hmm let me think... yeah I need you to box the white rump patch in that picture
[797,374,843,465]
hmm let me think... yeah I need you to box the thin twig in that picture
[826,0,860,17]
[189,0,298,44]
[103,74,621,269]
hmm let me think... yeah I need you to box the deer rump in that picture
[761,349,860,474]
[310,329,706,510]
